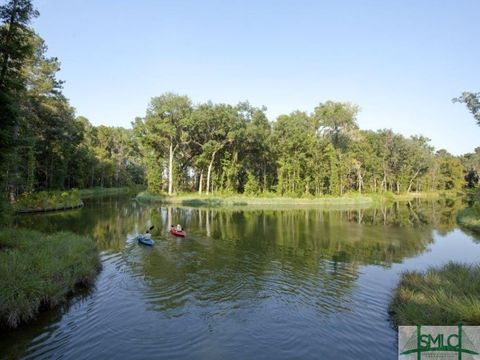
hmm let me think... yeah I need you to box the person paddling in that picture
[170,224,186,237]
[145,225,154,239]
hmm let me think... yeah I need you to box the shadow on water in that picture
[2,195,474,359]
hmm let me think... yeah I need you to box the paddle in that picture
[146,225,154,234]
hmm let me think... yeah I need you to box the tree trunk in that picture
[357,169,363,194]
[206,150,217,195]
[198,170,203,194]
[263,163,267,192]
[407,169,421,192]
[168,142,174,195]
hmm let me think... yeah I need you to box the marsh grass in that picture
[14,189,83,213]
[136,191,375,207]
[457,203,480,234]
[79,186,134,199]
[0,228,100,329]
[136,191,453,208]
[390,262,480,325]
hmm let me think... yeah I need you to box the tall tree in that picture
[138,93,192,195]
[0,0,38,206]
[0,0,38,88]
[314,101,359,149]
[453,92,480,126]
[186,102,240,194]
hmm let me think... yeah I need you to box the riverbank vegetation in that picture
[136,190,457,208]
[133,95,469,198]
[390,262,480,325]
[136,191,375,207]
[1,0,479,216]
[13,189,83,213]
[457,201,480,234]
[0,1,145,208]
[0,228,99,329]
[79,186,133,199]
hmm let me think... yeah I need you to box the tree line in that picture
[133,93,473,196]
[1,0,478,205]
[0,0,144,202]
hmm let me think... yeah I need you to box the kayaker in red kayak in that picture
[170,224,186,237]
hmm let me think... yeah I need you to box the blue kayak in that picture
[137,235,154,246]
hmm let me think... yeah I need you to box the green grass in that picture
[78,186,133,199]
[389,262,480,326]
[12,186,146,213]
[135,191,376,207]
[0,228,100,329]
[14,189,83,213]
[457,205,480,234]
[136,190,455,208]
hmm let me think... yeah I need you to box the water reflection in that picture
[5,196,470,359]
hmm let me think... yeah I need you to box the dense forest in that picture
[0,0,144,203]
[1,0,479,206]
[133,94,479,196]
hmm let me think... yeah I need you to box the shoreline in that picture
[135,191,450,208]
[16,202,84,214]
[390,262,480,325]
[457,206,480,234]
[0,229,100,329]
[13,186,145,213]
[79,186,135,199]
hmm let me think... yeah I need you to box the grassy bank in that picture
[79,186,134,199]
[389,262,480,325]
[457,189,480,234]
[457,205,480,234]
[14,189,83,213]
[0,228,100,329]
[13,186,144,212]
[136,191,375,207]
[135,191,453,208]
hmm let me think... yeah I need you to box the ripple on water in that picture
[8,202,480,360]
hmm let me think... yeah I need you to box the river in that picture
[2,196,479,359]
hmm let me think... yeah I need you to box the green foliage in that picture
[435,150,464,191]
[0,0,472,205]
[78,187,133,199]
[136,192,374,207]
[456,205,480,234]
[0,200,12,226]
[453,91,480,126]
[314,100,359,149]
[13,189,82,211]
[460,147,480,188]
[131,95,469,198]
[0,228,99,328]
[244,171,260,195]
[390,262,480,325]
[0,6,145,211]
[0,0,38,220]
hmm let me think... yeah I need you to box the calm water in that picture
[2,196,480,359]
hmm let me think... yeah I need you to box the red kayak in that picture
[170,228,186,237]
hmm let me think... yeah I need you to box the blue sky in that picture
[31,0,479,155]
